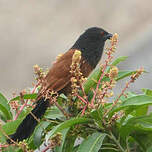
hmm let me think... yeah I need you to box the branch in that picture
[14,84,38,120]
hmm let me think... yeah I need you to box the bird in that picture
[7,27,112,143]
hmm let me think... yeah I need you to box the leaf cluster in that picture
[0,56,152,152]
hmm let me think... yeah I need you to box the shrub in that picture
[0,34,152,152]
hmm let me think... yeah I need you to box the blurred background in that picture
[0,0,152,99]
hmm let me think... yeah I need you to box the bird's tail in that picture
[7,97,49,143]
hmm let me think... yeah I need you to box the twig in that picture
[42,144,52,152]
[76,93,88,115]
[90,34,118,107]
[100,147,119,151]
[99,79,113,100]
[0,125,19,147]
[79,83,88,101]
[54,101,70,119]
[19,92,25,104]
[76,94,87,104]
[0,144,10,148]
[108,131,125,152]
[81,104,87,116]
[30,111,40,123]
[103,67,144,117]
[14,100,28,121]
[42,146,50,152]
[14,84,38,120]
[103,80,131,117]
[90,60,109,107]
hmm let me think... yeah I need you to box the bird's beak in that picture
[105,33,113,40]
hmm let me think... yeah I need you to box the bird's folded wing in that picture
[37,49,75,98]
[37,49,94,99]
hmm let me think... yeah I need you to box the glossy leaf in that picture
[142,88,152,96]
[0,118,24,141]
[10,93,37,101]
[44,106,64,120]
[55,128,70,152]
[90,105,104,124]
[111,56,128,66]
[106,56,128,73]
[84,56,128,94]
[109,95,152,118]
[120,114,152,138]
[115,71,135,81]
[46,117,93,142]
[132,132,152,151]
[0,93,12,120]
[33,121,50,147]
[147,146,152,152]
[77,132,106,152]
[84,68,102,94]
[133,105,148,117]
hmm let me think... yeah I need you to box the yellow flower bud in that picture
[109,66,118,79]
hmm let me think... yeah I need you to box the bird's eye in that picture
[101,31,104,36]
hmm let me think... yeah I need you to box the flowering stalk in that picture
[14,84,39,121]
[90,33,118,107]
[70,50,88,114]
[103,67,144,117]
[13,65,47,121]
[0,123,19,147]
[42,133,62,152]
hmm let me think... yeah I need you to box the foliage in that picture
[0,34,152,152]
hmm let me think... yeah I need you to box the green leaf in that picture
[120,95,152,107]
[109,95,152,118]
[10,93,37,101]
[46,117,93,142]
[0,111,8,122]
[0,118,24,141]
[73,145,80,152]
[83,56,129,94]
[132,132,152,151]
[2,145,21,152]
[63,134,77,152]
[59,93,68,100]
[106,56,128,73]
[84,68,102,94]
[0,93,12,120]
[142,88,152,96]
[134,105,148,116]
[33,121,50,147]
[120,115,152,138]
[90,106,104,128]
[44,106,64,120]
[55,128,71,152]
[0,110,29,141]
[111,56,128,66]
[116,71,136,81]
[147,146,152,152]
[77,132,106,152]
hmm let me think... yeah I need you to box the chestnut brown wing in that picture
[37,49,75,98]
[37,49,94,98]
[45,49,76,91]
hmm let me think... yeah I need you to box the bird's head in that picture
[72,27,112,68]
[84,27,112,42]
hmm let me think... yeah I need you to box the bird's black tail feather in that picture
[7,97,49,143]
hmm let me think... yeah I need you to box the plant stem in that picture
[90,61,108,107]
[126,137,130,152]
[54,101,70,119]
[101,147,119,151]
[103,80,131,118]
[14,84,38,120]
[109,131,125,152]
